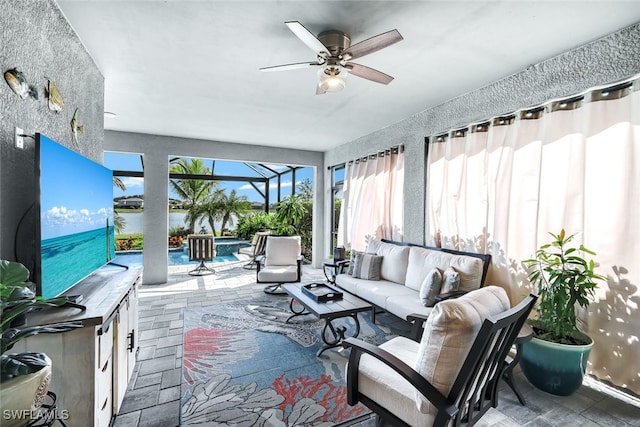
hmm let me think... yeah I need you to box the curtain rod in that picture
[346,144,404,165]
[428,74,640,143]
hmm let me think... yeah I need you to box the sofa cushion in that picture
[336,274,414,309]
[441,267,460,293]
[419,268,442,307]
[352,253,383,280]
[386,294,434,321]
[356,280,415,310]
[412,286,510,413]
[405,246,483,292]
[366,240,410,284]
[335,273,359,295]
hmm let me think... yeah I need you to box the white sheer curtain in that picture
[339,148,404,252]
[427,80,640,395]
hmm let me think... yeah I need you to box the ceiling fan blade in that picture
[345,63,394,85]
[259,61,321,72]
[285,21,329,56]
[341,29,403,61]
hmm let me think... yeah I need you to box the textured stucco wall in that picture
[325,22,640,246]
[0,0,105,262]
[104,130,325,284]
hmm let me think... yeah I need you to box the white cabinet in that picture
[114,285,138,412]
[14,266,142,427]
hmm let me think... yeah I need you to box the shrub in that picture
[236,212,277,240]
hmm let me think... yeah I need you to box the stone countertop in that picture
[22,265,143,328]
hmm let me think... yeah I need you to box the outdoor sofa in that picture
[335,239,491,335]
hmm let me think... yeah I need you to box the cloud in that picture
[44,205,113,229]
[120,177,144,189]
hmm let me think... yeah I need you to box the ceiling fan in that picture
[260,21,403,95]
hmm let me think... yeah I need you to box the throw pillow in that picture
[347,251,362,276]
[352,252,383,280]
[442,267,460,293]
[419,268,443,307]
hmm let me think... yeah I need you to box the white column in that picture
[142,151,168,284]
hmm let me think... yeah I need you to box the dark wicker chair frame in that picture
[342,293,537,427]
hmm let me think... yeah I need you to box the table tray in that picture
[302,282,343,303]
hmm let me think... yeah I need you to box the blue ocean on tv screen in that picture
[39,134,115,299]
[41,227,115,299]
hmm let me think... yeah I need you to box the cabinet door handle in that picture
[127,330,135,352]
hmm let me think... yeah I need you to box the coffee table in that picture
[281,283,372,357]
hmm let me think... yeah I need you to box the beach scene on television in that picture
[39,135,115,299]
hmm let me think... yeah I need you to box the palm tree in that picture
[218,190,252,233]
[169,158,217,232]
[113,176,126,234]
[186,189,225,236]
[296,178,313,202]
[186,189,251,236]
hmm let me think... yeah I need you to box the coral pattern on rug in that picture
[181,298,392,426]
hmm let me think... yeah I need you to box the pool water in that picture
[113,237,250,267]
[113,250,240,267]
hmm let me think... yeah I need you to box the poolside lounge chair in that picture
[239,231,271,269]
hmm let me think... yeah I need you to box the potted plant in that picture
[520,230,606,396]
[1,259,82,426]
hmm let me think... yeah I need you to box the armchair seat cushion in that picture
[357,337,435,427]
[257,265,299,282]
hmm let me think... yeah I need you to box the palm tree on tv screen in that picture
[113,176,126,234]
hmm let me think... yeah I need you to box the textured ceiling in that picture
[56,1,640,151]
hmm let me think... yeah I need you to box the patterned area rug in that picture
[180,296,393,426]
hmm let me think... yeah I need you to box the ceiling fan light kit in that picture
[260,21,402,95]
[317,65,347,93]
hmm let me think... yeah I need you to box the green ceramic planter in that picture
[520,335,592,396]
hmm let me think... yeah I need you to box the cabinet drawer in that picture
[98,321,114,367]
[96,355,113,427]
[96,389,113,427]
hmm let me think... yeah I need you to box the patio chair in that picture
[187,234,216,276]
[238,231,272,269]
[256,235,303,295]
[342,286,537,427]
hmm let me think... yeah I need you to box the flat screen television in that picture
[34,133,115,299]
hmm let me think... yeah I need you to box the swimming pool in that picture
[114,237,250,267]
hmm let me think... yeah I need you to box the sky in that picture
[104,152,314,203]
[40,135,114,240]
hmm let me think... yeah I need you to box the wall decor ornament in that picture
[3,68,38,99]
[45,78,64,112]
[70,108,84,147]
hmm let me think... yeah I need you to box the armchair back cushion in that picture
[404,246,484,292]
[264,236,301,266]
[412,286,510,413]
